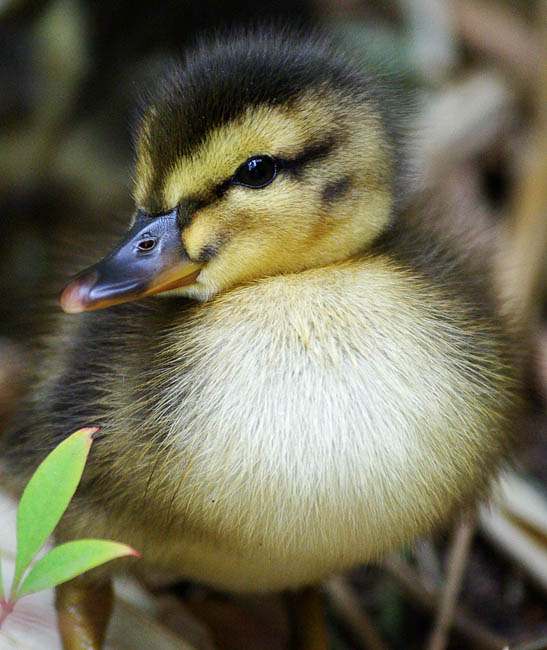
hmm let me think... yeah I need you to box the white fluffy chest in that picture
[147,264,502,589]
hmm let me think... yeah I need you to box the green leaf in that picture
[16,540,138,598]
[14,427,97,590]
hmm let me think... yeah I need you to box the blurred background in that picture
[0,0,546,648]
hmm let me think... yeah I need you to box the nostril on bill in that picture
[137,239,156,253]
[136,237,157,252]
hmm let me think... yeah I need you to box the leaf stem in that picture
[0,599,14,629]
[9,574,21,602]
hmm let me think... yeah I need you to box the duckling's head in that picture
[61,29,410,312]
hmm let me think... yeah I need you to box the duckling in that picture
[2,28,520,650]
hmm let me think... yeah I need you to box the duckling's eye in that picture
[233,155,277,189]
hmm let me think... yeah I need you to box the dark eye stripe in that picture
[146,134,342,219]
[277,135,339,175]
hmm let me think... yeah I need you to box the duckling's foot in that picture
[286,587,329,650]
[56,579,113,650]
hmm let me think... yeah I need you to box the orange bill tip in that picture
[59,272,98,314]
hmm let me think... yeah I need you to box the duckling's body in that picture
[2,27,519,643]
[6,217,516,593]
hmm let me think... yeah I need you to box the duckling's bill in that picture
[60,209,202,313]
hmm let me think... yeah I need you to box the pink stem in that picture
[0,599,14,628]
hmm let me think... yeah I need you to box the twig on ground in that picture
[495,0,547,330]
[414,540,443,588]
[384,555,507,650]
[480,475,547,593]
[427,514,476,650]
[326,576,389,650]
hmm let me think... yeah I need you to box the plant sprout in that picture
[0,427,139,628]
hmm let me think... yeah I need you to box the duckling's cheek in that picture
[181,212,228,263]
